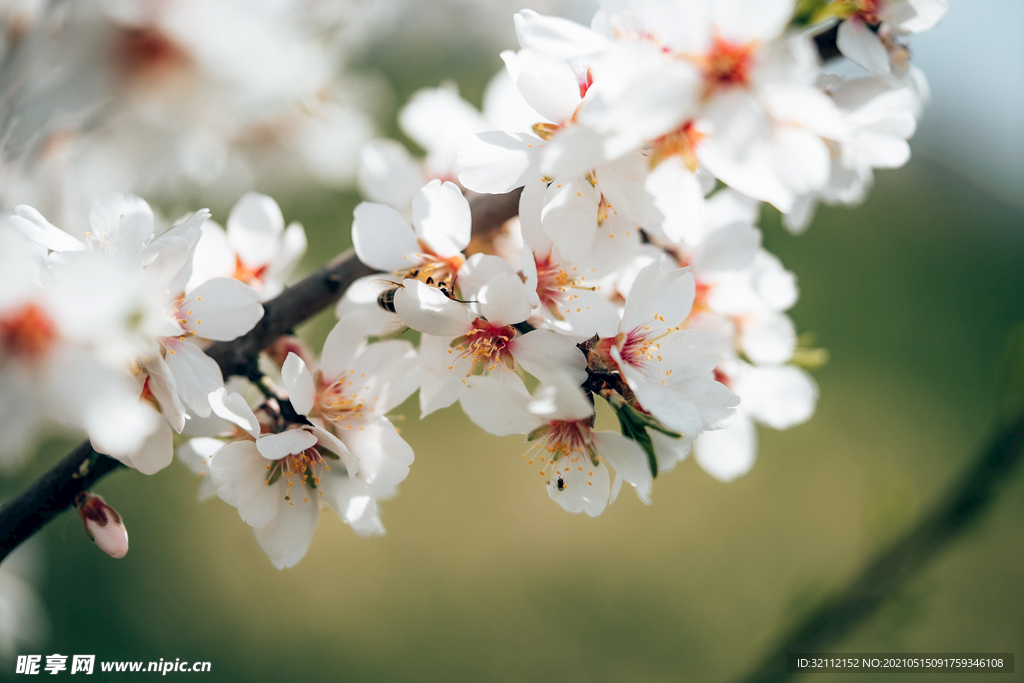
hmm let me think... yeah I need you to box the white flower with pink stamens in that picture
[187,192,307,300]
[597,257,739,439]
[392,272,587,417]
[836,0,948,78]
[459,374,651,516]
[352,179,471,295]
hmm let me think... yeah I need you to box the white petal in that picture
[518,177,552,254]
[351,202,420,273]
[353,340,421,413]
[338,418,412,486]
[542,176,599,264]
[320,311,371,381]
[621,258,695,332]
[227,192,285,268]
[184,278,264,342]
[694,415,757,482]
[281,352,316,417]
[253,492,319,569]
[512,329,588,386]
[527,374,593,422]
[310,425,360,479]
[357,138,427,207]
[208,388,260,438]
[399,84,487,172]
[477,271,532,325]
[594,153,650,224]
[501,48,580,124]
[902,0,948,32]
[142,354,187,433]
[11,205,84,252]
[457,253,520,301]
[714,0,795,44]
[513,9,614,61]
[256,430,318,460]
[164,340,225,418]
[89,193,156,256]
[393,279,471,337]
[87,400,161,466]
[735,365,818,429]
[211,441,281,528]
[691,223,761,277]
[411,179,472,257]
[595,430,651,504]
[646,159,707,246]
[460,374,539,436]
[263,222,308,297]
[186,221,235,292]
[320,474,381,532]
[649,429,692,473]
[837,18,892,77]
[123,419,175,476]
[457,131,539,194]
[741,313,797,365]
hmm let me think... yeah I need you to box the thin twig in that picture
[0,188,522,562]
[735,413,1024,683]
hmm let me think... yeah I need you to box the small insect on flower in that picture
[556,475,567,492]
[375,280,404,314]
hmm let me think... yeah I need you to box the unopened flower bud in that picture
[74,491,129,559]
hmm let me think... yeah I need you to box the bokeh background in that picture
[2,1,1023,681]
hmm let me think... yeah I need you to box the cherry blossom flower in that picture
[836,0,949,78]
[459,46,652,264]
[694,360,818,481]
[187,193,307,300]
[459,374,651,515]
[358,70,543,212]
[201,313,420,567]
[597,257,740,439]
[392,272,587,417]
[0,230,161,472]
[9,195,264,474]
[353,179,471,302]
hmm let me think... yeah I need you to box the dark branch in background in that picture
[736,413,1024,683]
[0,188,522,562]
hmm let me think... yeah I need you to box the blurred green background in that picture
[4,3,1024,682]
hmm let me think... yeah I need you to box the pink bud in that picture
[74,491,129,559]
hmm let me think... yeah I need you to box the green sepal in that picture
[266,468,282,487]
[608,396,684,479]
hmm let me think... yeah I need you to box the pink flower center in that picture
[689,36,756,99]
[264,441,332,503]
[233,256,268,288]
[523,419,600,490]
[0,303,56,359]
[855,0,882,24]
[115,25,190,84]
[651,120,704,170]
[401,244,464,299]
[448,318,517,375]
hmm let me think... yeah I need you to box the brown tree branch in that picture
[0,188,522,562]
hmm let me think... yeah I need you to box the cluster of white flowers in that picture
[0,0,389,231]
[0,0,946,571]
